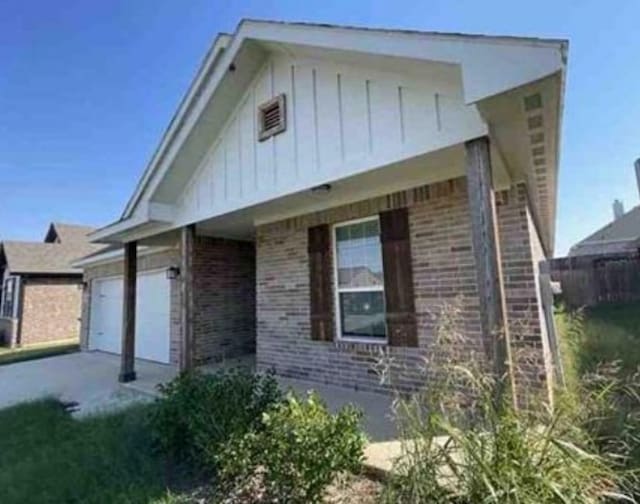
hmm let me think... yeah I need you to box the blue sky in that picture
[1,0,639,256]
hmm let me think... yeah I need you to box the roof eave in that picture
[119,19,568,224]
[121,32,234,219]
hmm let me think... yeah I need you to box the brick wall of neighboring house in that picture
[192,237,256,364]
[256,178,551,399]
[80,247,182,365]
[19,276,83,346]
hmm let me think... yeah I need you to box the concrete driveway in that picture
[0,351,176,416]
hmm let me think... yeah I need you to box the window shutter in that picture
[308,224,334,342]
[380,208,418,347]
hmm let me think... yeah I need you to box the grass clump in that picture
[556,302,640,498]
[379,299,637,503]
[0,341,79,366]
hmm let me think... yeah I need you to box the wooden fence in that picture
[544,252,640,308]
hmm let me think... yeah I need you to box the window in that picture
[333,217,386,341]
[258,94,286,141]
[1,277,17,318]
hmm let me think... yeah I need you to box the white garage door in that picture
[89,270,171,363]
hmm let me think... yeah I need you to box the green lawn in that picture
[555,301,640,384]
[555,300,640,482]
[0,341,79,366]
[0,399,195,504]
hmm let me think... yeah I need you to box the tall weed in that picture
[380,298,635,503]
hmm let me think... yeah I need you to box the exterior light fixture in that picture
[166,266,180,280]
[310,183,332,195]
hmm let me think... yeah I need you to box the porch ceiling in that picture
[105,139,511,246]
[193,142,510,241]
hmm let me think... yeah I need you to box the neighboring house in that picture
[0,223,104,347]
[569,159,640,257]
[80,20,567,401]
[569,206,640,256]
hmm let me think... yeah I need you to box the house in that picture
[80,20,567,401]
[0,223,104,347]
[569,160,640,256]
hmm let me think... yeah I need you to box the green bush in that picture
[218,392,366,503]
[149,368,282,468]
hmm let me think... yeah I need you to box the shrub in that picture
[149,368,282,468]
[218,392,366,503]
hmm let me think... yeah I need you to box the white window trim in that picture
[332,216,388,344]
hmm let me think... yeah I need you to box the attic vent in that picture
[258,94,286,141]
[523,93,542,111]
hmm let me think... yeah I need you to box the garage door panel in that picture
[89,278,122,356]
[89,271,171,363]
[135,272,171,363]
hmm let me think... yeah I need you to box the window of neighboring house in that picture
[1,277,17,318]
[333,217,386,341]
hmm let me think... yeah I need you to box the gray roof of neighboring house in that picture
[0,223,107,275]
[570,205,640,256]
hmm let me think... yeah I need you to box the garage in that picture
[89,269,171,363]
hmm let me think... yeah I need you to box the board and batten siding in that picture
[175,54,486,223]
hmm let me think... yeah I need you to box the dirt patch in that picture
[325,473,382,503]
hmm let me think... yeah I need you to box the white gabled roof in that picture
[94,19,567,244]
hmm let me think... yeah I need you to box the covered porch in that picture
[108,130,533,398]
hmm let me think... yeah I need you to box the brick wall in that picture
[81,247,182,364]
[192,237,256,364]
[496,185,552,401]
[256,178,551,398]
[19,276,83,346]
[80,240,256,367]
[526,198,553,400]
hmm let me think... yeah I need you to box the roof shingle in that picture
[1,223,106,275]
